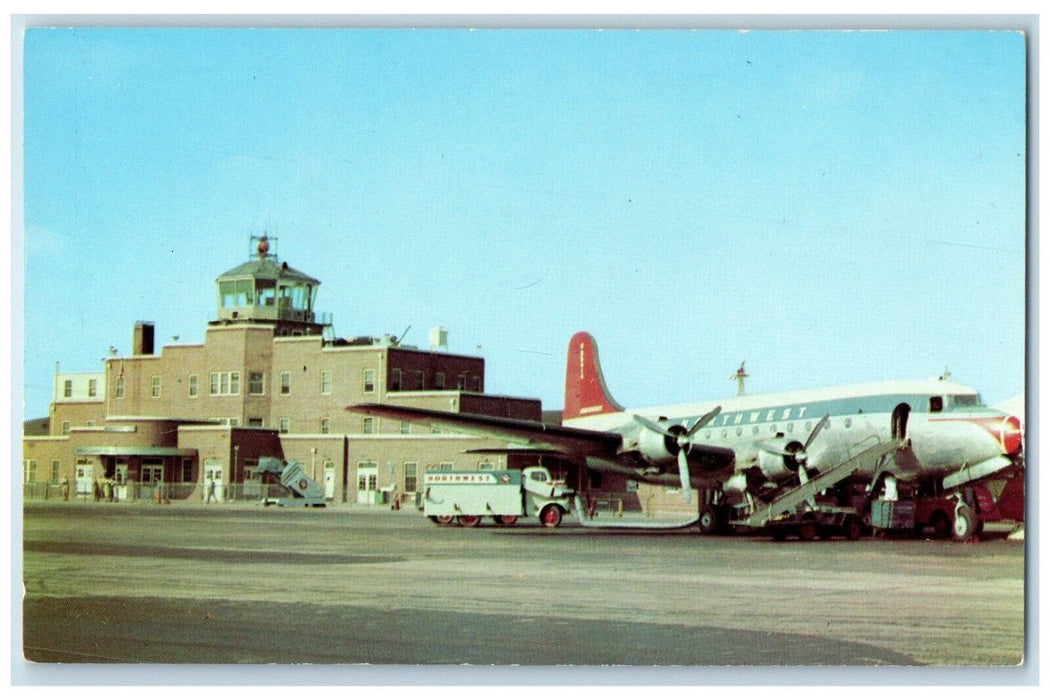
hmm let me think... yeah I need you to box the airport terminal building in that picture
[22,238,546,506]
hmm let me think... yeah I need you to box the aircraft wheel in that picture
[951,505,976,542]
[698,506,719,535]
[539,504,563,528]
[456,514,482,528]
[797,521,818,541]
[435,515,454,525]
[931,511,952,539]
[843,516,863,541]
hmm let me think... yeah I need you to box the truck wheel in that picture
[951,505,976,541]
[797,521,818,541]
[539,504,562,528]
[456,514,482,528]
[435,515,454,525]
[496,515,518,526]
[931,511,951,539]
[698,506,718,535]
[843,516,862,541]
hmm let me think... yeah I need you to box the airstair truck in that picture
[258,457,326,507]
[422,466,575,527]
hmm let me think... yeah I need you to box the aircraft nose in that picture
[1001,415,1024,456]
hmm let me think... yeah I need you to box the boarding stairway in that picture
[733,438,900,528]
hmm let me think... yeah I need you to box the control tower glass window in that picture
[220,279,254,309]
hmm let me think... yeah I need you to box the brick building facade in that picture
[22,238,544,505]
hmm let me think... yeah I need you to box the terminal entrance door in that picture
[75,460,93,497]
[204,459,224,502]
[357,463,378,504]
[324,464,335,500]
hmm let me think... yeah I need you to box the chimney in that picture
[133,322,155,356]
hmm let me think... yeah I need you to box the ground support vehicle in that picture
[258,457,326,507]
[868,484,999,541]
[422,466,575,527]
[731,439,898,541]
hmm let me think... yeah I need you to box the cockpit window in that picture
[950,394,982,408]
[929,396,943,413]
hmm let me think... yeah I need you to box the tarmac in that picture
[17,499,1029,684]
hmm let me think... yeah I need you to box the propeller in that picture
[758,414,830,473]
[632,406,722,504]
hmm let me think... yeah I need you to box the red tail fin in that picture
[564,332,624,421]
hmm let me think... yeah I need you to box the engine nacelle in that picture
[757,440,805,481]
[637,425,679,465]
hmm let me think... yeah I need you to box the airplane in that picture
[351,331,1023,540]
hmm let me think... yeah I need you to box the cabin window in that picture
[844,418,852,429]
[929,396,944,413]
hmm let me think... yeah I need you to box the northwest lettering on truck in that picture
[422,466,575,527]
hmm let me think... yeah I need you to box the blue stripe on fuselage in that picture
[702,394,963,428]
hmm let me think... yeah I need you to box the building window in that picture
[151,375,162,398]
[209,371,240,396]
[362,417,375,435]
[181,458,193,483]
[115,375,125,399]
[88,379,97,397]
[363,368,376,394]
[439,462,454,471]
[400,420,411,435]
[321,417,331,434]
[280,372,291,395]
[61,421,70,435]
[435,372,445,389]
[247,417,263,427]
[279,418,290,434]
[23,460,37,483]
[404,462,418,492]
[188,374,198,397]
[63,380,72,398]
[478,461,494,470]
[321,370,332,395]
[391,369,402,391]
[472,376,482,392]
[457,374,467,390]
[415,370,424,389]
[249,372,265,396]
[51,460,61,483]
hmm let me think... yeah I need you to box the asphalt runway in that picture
[18,501,1027,682]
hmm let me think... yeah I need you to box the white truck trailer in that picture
[422,466,575,527]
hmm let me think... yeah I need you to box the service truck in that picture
[422,466,575,527]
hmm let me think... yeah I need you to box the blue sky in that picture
[20,28,1027,418]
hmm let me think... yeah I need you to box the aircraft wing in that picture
[349,403,624,456]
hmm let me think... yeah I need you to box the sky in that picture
[19,27,1028,420]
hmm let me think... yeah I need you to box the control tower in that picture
[211,235,327,337]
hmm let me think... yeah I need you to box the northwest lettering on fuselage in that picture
[712,406,810,426]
